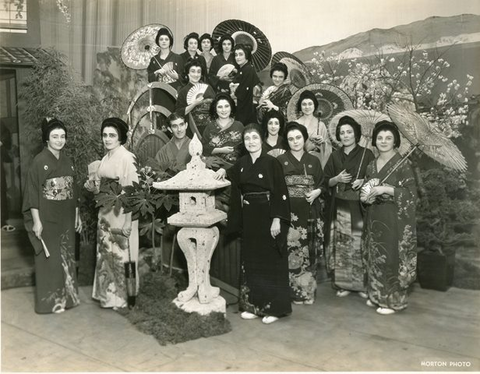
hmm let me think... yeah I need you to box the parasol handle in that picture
[380,145,418,184]
[355,147,367,181]
[148,86,153,132]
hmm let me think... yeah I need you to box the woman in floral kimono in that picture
[23,118,82,314]
[324,116,375,298]
[361,121,417,315]
[85,118,139,309]
[215,124,291,324]
[278,122,324,304]
[202,93,244,170]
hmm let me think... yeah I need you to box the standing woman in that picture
[199,33,215,73]
[215,124,291,324]
[85,118,139,309]
[323,116,375,298]
[277,122,324,304]
[202,93,244,168]
[23,118,82,314]
[262,109,287,154]
[361,121,417,315]
[295,90,332,169]
[179,32,208,83]
[231,44,261,125]
[209,34,236,93]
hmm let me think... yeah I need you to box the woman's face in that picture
[102,126,122,151]
[47,128,66,152]
[201,39,212,52]
[244,130,262,154]
[301,98,315,116]
[235,49,247,66]
[339,124,356,147]
[267,118,281,137]
[216,99,232,119]
[222,40,232,53]
[375,130,395,153]
[271,70,286,87]
[187,38,198,53]
[287,129,305,152]
[158,35,171,49]
[188,66,202,83]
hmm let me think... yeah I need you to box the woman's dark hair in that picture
[101,117,129,145]
[209,93,236,119]
[336,115,362,143]
[167,113,185,127]
[234,43,253,62]
[183,59,203,82]
[183,32,200,50]
[296,90,319,114]
[199,33,214,52]
[243,123,264,142]
[262,110,285,138]
[155,27,174,48]
[42,118,67,143]
[216,34,235,54]
[372,120,401,148]
[270,62,288,80]
[285,121,309,145]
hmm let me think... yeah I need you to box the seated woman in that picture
[262,109,287,155]
[295,90,332,169]
[209,34,236,93]
[323,116,375,299]
[179,32,208,83]
[231,44,260,125]
[201,93,244,169]
[278,122,324,305]
[361,121,417,315]
[257,62,292,123]
[199,33,215,73]
[215,124,291,324]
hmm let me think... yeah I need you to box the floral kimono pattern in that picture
[202,120,244,165]
[362,152,417,310]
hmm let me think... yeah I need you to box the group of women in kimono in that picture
[22,26,417,321]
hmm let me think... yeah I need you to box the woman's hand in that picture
[213,146,234,155]
[84,179,100,194]
[214,168,226,180]
[310,135,325,146]
[75,212,83,233]
[263,99,278,111]
[32,220,43,239]
[220,75,233,82]
[305,188,321,205]
[336,169,352,184]
[165,69,178,80]
[121,223,132,237]
[351,179,364,190]
[154,68,166,76]
[270,218,281,238]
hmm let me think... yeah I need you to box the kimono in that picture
[155,137,191,175]
[256,83,292,124]
[92,146,139,308]
[179,51,208,83]
[208,53,237,93]
[233,62,260,125]
[277,151,324,302]
[22,148,79,314]
[263,135,287,154]
[201,120,244,168]
[299,117,332,169]
[323,145,375,292]
[362,152,417,311]
[147,51,184,114]
[201,50,215,72]
[227,152,292,317]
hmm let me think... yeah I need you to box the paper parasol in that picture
[216,64,236,78]
[212,19,272,72]
[387,103,467,171]
[328,109,411,156]
[287,84,354,123]
[272,51,313,89]
[121,24,171,69]
[186,83,209,105]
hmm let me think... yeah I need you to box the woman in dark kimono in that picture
[199,33,215,72]
[278,122,324,304]
[179,32,208,83]
[231,44,260,125]
[262,109,287,155]
[361,121,417,315]
[147,28,184,116]
[208,34,236,93]
[23,119,82,314]
[215,124,291,324]
[323,116,375,298]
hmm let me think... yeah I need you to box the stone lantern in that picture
[153,134,230,315]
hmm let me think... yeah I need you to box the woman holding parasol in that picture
[277,122,324,304]
[323,115,374,299]
[361,120,417,315]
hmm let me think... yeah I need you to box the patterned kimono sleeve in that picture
[270,158,290,223]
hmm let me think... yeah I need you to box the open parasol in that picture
[121,24,172,69]
[212,19,272,72]
[271,51,313,89]
[287,83,354,123]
